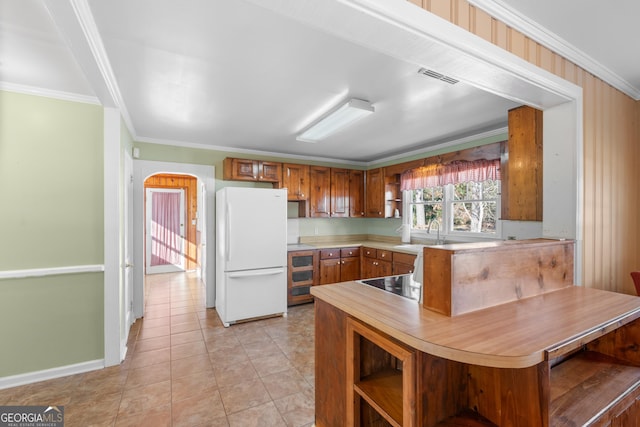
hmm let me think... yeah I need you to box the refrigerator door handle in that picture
[228,267,285,278]
[225,204,231,262]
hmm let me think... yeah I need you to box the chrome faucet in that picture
[429,220,442,245]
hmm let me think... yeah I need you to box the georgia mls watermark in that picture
[0,406,64,427]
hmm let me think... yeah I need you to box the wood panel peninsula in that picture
[311,239,640,426]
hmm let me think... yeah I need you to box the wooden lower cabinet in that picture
[362,247,392,279]
[392,252,416,275]
[319,247,360,284]
[287,250,317,306]
[315,298,640,427]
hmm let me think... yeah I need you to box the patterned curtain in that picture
[150,191,182,266]
[400,158,501,191]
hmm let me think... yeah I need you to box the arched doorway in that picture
[132,161,216,320]
[144,174,198,275]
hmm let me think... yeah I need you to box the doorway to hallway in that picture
[146,188,186,274]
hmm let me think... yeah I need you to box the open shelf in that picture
[347,317,416,427]
[550,351,640,425]
[355,369,404,427]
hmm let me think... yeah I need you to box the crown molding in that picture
[67,0,138,133]
[43,0,139,135]
[467,0,640,100]
[368,126,508,166]
[136,126,508,168]
[0,81,100,104]
[134,136,368,167]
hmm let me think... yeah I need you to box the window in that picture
[405,180,500,238]
[401,158,501,240]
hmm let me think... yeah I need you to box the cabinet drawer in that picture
[363,247,377,258]
[341,247,360,258]
[320,249,340,259]
[393,252,416,266]
[377,250,392,260]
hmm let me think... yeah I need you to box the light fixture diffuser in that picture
[296,98,374,143]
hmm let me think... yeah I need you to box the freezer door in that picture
[221,267,287,326]
[221,188,287,272]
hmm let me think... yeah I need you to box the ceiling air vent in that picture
[418,67,459,85]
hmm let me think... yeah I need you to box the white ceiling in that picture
[0,0,636,164]
[487,0,640,97]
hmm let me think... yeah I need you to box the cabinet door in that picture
[349,170,365,217]
[225,158,258,181]
[393,252,416,275]
[310,166,331,217]
[320,258,341,285]
[501,105,543,221]
[361,258,379,279]
[365,168,385,218]
[283,163,310,201]
[377,260,392,277]
[341,256,360,282]
[330,168,350,217]
[287,250,316,306]
[258,161,282,182]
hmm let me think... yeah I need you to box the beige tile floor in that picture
[0,272,316,426]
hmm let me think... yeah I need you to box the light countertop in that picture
[287,236,427,255]
[311,282,640,369]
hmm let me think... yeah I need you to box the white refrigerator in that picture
[215,187,288,327]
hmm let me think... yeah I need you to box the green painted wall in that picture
[0,90,104,377]
[0,91,104,269]
[0,274,104,376]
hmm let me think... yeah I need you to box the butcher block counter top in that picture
[312,282,640,369]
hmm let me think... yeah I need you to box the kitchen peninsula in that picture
[311,239,640,426]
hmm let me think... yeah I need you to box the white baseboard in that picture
[0,359,104,390]
[120,340,129,362]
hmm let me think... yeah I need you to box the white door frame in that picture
[145,187,186,274]
[132,161,216,318]
[123,148,134,358]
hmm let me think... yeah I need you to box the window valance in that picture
[400,158,501,191]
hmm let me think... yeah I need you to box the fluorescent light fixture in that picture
[296,98,374,143]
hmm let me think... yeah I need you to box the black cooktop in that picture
[358,274,421,301]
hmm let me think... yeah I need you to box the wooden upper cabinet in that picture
[260,161,282,182]
[309,166,331,217]
[310,166,363,218]
[349,170,365,217]
[223,158,281,183]
[330,168,350,217]
[501,106,543,221]
[282,163,309,201]
[365,168,385,218]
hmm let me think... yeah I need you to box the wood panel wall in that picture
[408,0,640,294]
[144,174,198,271]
